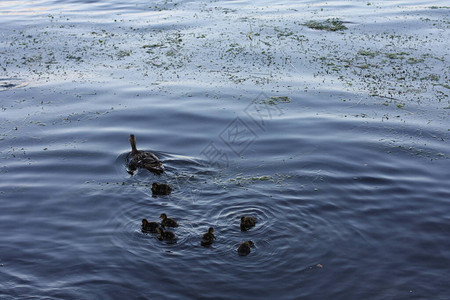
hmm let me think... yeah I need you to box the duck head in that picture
[208,227,216,238]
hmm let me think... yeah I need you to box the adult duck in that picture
[127,134,164,175]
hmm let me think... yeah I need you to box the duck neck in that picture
[130,138,138,155]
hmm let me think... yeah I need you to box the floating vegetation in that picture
[261,96,291,105]
[0,0,446,111]
[316,38,448,105]
[358,50,377,58]
[386,52,409,59]
[406,57,424,64]
[386,143,449,160]
[229,174,291,185]
[143,44,165,49]
[429,6,450,9]
[303,18,348,31]
[117,50,132,58]
[230,175,271,184]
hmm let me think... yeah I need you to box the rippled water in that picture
[1,0,449,299]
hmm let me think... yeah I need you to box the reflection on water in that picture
[0,0,449,299]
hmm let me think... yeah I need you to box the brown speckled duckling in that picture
[237,240,254,256]
[151,183,172,196]
[240,216,257,231]
[201,227,216,246]
[160,213,178,228]
[156,227,176,241]
[127,134,164,175]
[141,219,160,233]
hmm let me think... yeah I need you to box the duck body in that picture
[201,227,216,246]
[141,219,160,233]
[237,240,254,256]
[128,134,164,175]
[240,216,257,231]
[152,183,172,196]
[160,213,178,228]
[157,228,176,241]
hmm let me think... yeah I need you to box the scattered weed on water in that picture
[0,1,446,113]
[386,52,409,59]
[228,174,291,186]
[358,49,377,58]
[260,96,291,105]
[304,18,348,31]
[117,50,132,58]
[429,6,450,9]
[396,102,406,109]
[143,44,165,49]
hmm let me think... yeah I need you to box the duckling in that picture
[151,182,172,196]
[160,213,178,228]
[127,134,164,175]
[237,240,254,256]
[240,216,257,231]
[141,218,160,233]
[201,227,216,246]
[156,227,176,241]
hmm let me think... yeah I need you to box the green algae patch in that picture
[406,57,424,64]
[386,52,409,59]
[358,50,377,58]
[304,18,348,31]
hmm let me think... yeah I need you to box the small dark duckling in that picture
[160,213,178,228]
[151,182,172,196]
[127,134,164,175]
[201,227,216,246]
[237,240,254,256]
[156,227,176,241]
[141,218,160,233]
[240,216,257,231]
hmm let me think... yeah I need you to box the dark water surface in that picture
[1,1,449,299]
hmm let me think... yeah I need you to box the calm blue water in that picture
[1,1,449,299]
